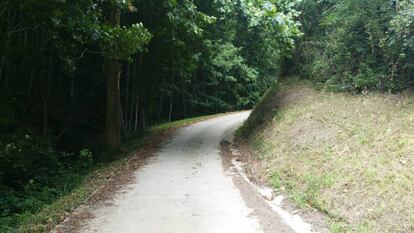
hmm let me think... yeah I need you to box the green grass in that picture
[240,80,414,232]
[1,113,224,233]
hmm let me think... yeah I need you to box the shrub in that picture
[0,135,61,188]
[0,134,95,231]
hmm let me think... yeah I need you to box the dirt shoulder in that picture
[221,140,330,233]
[220,141,294,233]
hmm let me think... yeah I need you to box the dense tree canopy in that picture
[289,0,414,92]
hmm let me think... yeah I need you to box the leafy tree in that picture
[290,0,414,92]
[100,0,151,147]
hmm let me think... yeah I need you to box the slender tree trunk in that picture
[123,63,130,132]
[168,94,173,122]
[129,83,136,132]
[169,33,175,122]
[140,100,146,129]
[27,67,34,97]
[138,53,146,129]
[103,3,122,148]
[181,78,187,118]
[168,74,175,122]
[70,75,75,99]
[158,77,165,121]
[215,85,218,113]
[43,53,52,137]
[190,72,197,114]
[20,30,28,86]
[130,57,137,131]
[43,98,48,136]
[128,85,135,132]
[0,10,12,83]
[134,95,139,131]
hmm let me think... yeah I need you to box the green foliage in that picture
[78,149,94,169]
[100,23,152,61]
[290,0,414,92]
[0,140,94,232]
[270,173,282,189]
[237,81,281,137]
[0,135,58,187]
[206,41,259,109]
[165,0,216,36]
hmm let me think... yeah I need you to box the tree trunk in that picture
[0,10,12,83]
[158,77,165,121]
[43,98,48,137]
[129,82,136,132]
[27,67,34,97]
[103,2,122,148]
[43,53,52,137]
[138,53,146,129]
[130,57,137,131]
[70,75,75,99]
[168,94,173,122]
[169,35,175,122]
[123,63,130,132]
[104,58,122,148]
[134,95,139,131]
[181,78,187,118]
[140,99,146,129]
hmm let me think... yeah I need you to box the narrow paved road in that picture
[81,112,293,233]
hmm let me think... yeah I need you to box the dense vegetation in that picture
[1,0,413,231]
[290,0,414,92]
[0,0,300,231]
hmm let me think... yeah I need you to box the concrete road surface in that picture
[81,112,295,233]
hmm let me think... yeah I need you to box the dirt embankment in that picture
[238,81,414,232]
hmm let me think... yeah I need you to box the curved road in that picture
[81,112,294,233]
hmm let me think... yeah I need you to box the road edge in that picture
[221,140,331,233]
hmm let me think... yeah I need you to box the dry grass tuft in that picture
[243,80,414,233]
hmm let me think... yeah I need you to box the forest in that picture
[0,0,413,232]
[0,0,299,231]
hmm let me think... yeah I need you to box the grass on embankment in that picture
[238,79,414,233]
[5,114,222,233]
